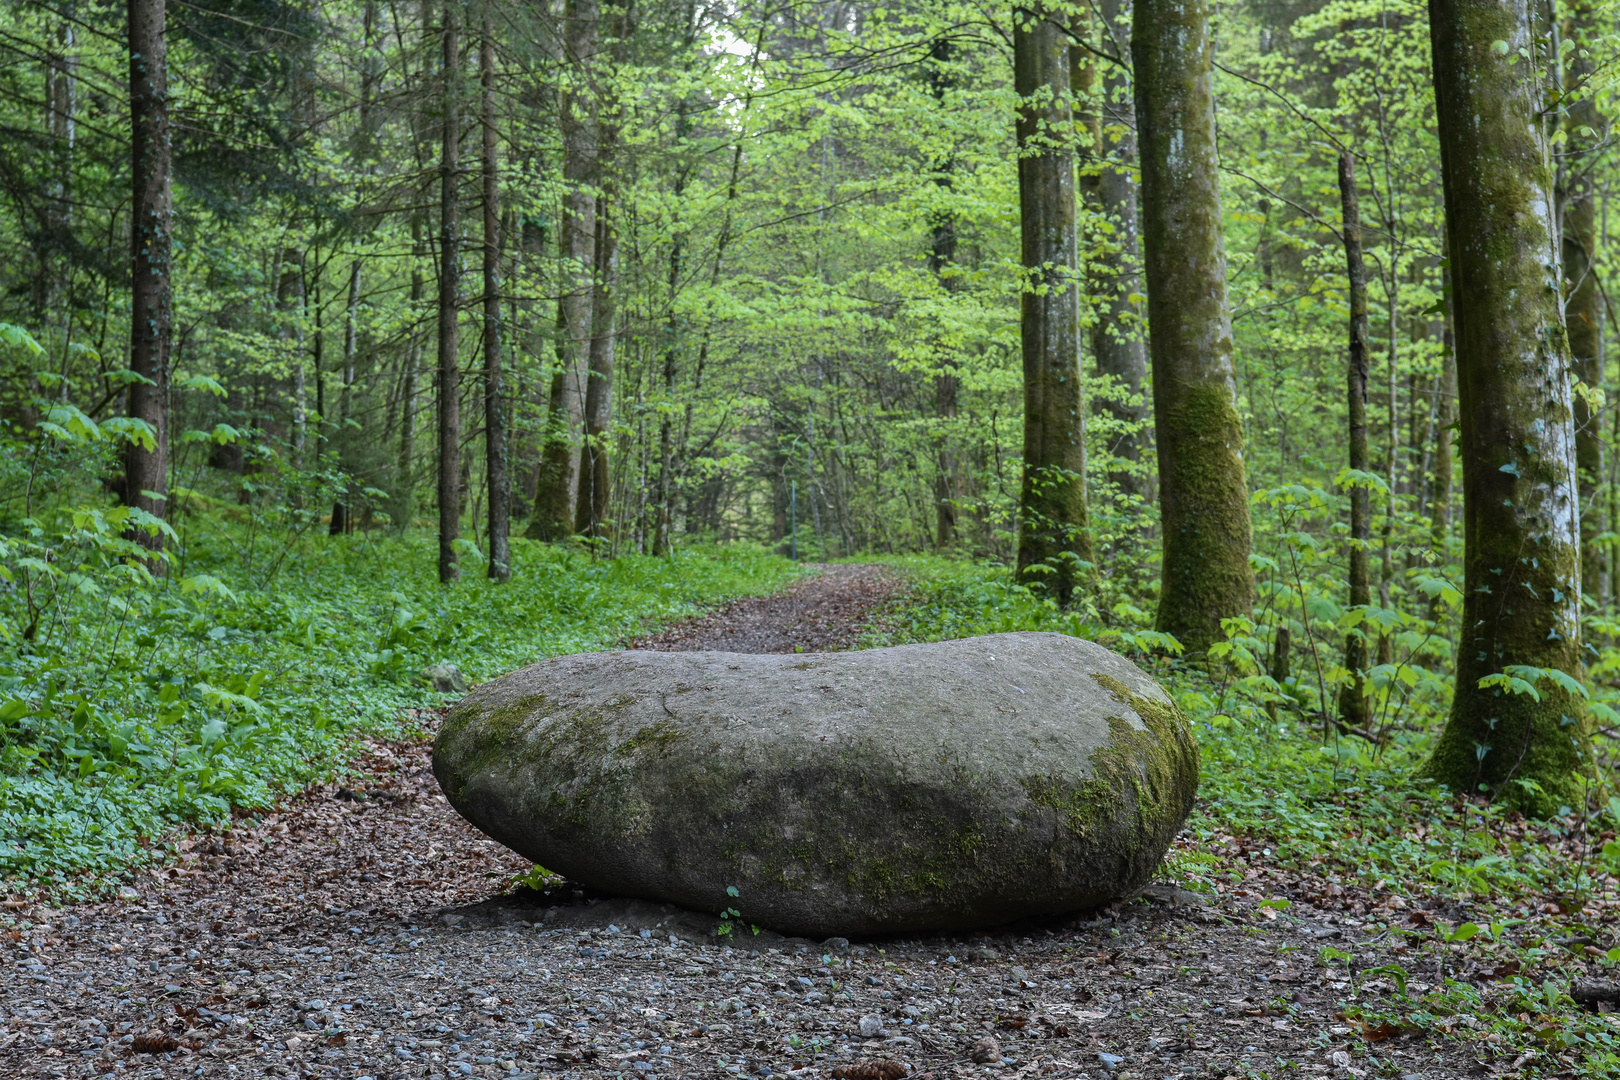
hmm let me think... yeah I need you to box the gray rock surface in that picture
[422,663,468,693]
[432,631,1198,937]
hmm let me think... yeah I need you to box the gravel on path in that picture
[2,567,1484,1080]
[628,564,902,654]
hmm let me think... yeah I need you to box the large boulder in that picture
[432,631,1198,937]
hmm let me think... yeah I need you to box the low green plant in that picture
[0,414,798,891]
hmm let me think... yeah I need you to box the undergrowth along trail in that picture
[0,535,797,890]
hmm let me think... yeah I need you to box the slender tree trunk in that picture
[574,0,632,544]
[651,204,683,555]
[1428,259,1457,620]
[650,4,701,558]
[1132,0,1254,654]
[1083,0,1150,498]
[929,36,960,550]
[481,14,510,580]
[124,0,171,554]
[1013,4,1092,605]
[43,17,76,329]
[1336,151,1373,733]
[437,0,462,583]
[276,248,308,460]
[528,0,597,541]
[311,259,325,448]
[395,221,425,531]
[330,259,362,535]
[652,156,690,555]
[1423,0,1591,811]
[574,192,618,541]
[1564,0,1604,598]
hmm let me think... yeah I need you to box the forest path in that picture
[4,565,1466,1080]
[628,562,904,654]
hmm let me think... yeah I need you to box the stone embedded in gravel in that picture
[433,631,1199,937]
[859,1014,883,1037]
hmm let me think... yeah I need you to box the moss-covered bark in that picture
[1014,4,1093,604]
[1131,0,1253,655]
[1423,0,1593,812]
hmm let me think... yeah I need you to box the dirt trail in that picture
[630,564,903,654]
[1,567,1470,1080]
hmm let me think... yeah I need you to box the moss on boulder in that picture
[432,631,1198,937]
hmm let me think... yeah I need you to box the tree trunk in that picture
[42,17,76,331]
[330,258,362,536]
[124,0,171,556]
[1563,0,1604,599]
[394,218,425,531]
[1132,0,1254,655]
[929,35,960,550]
[481,13,510,581]
[1084,0,1150,499]
[1428,259,1457,620]
[574,191,618,541]
[1336,151,1373,733]
[1422,0,1591,811]
[527,0,598,541]
[1013,3,1092,605]
[436,0,462,584]
[574,0,632,545]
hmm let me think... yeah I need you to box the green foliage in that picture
[0,435,795,890]
[870,555,1620,1075]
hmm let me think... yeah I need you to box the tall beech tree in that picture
[124,0,172,553]
[1336,151,1373,733]
[1081,0,1149,499]
[928,35,960,550]
[1013,3,1091,604]
[1422,0,1591,808]
[1132,0,1253,654]
[481,11,509,581]
[436,0,462,584]
[574,0,634,543]
[1564,0,1605,598]
[527,0,597,541]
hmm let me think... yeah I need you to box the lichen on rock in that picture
[433,632,1199,937]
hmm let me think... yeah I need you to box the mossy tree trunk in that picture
[1423,0,1592,810]
[1131,0,1253,655]
[1336,151,1373,733]
[527,0,597,542]
[1014,3,1092,605]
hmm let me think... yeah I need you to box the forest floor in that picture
[2,565,1497,1080]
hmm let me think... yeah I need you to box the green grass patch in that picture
[1,522,796,892]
